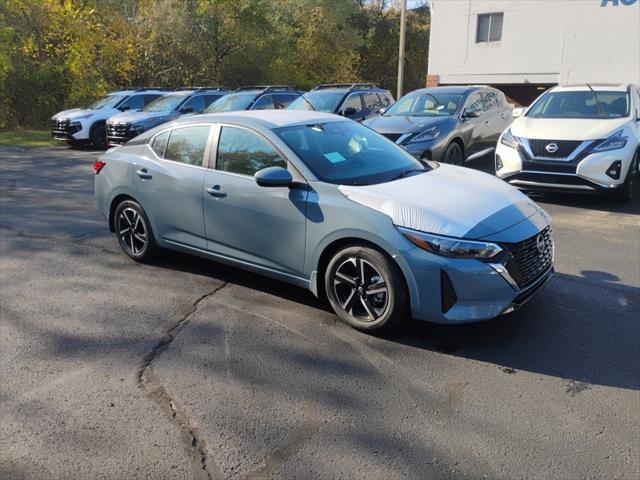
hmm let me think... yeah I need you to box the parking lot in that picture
[1,146,638,479]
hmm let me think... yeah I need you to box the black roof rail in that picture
[312,83,378,91]
[132,87,172,92]
[234,85,297,93]
[174,86,228,92]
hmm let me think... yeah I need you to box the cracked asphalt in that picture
[1,146,638,479]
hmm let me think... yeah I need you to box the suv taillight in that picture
[93,159,106,174]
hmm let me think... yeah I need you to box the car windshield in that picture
[275,121,428,186]
[88,95,126,110]
[526,91,630,119]
[143,93,190,112]
[204,93,256,113]
[288,92,345,113]
[385,92,463,117]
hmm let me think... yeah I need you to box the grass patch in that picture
[0,129,54,148]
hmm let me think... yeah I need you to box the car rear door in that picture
[202,124,308,275]
[132,124,213,248]
[481,90,505,154]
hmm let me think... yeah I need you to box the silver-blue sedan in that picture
[94,110,554,332]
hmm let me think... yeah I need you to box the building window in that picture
[476,13,503,42]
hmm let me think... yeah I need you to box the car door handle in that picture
[484,120,490,126]
[135,168,152,179]
[206,186,227,198]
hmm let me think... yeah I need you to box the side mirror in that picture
[343,107,357,116]
[255,166,293,188]
[462,108,481,119]
[512,107,525,118]
[119,105,131,112]
[180,106,194,114]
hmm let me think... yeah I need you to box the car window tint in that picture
[362,92,382,110]
[120,95,144,110]
[482,91,499,111]
[164,126,210,166]
[182,95,206,112]
[340,94,363,115]
[203,94,224,108]
[217,126,286,176]
[151,130,170,157]
[143,94,163,106]
[274,94,299,109]
[378,92,392,107]
[465,93,484,114]
[252,95,275,110]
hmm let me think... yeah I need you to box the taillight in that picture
[93,159,106,174]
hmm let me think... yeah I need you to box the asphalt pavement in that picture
[1,146,638,480]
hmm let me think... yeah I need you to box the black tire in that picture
[613,152,638,203]
[443,141,464,166]
[113,200,158,262]
[90,123,107,150]
[324,245,409,332]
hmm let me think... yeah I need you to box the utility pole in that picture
[396,0,407,99]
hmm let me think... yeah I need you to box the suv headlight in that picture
[593,130,628,152]
[398,227,503,259]
[408,126,440,143]
[500,128,519,148]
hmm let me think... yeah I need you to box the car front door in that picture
[132,125,213,248]
[481,90,504,155]
[460,92,487,160]
[202,124,308,275]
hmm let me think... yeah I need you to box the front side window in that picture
[477,13,503,42]
[216,126,286,176]
[363,92,382,111]
[251,95,275,110]
[204,94,225,108]
[527,91,630,119]
[163,126,211,167]
[464,93,484,115]
[120,95,145,111]
[385,92,463,117]
[274,94,299,109]
[275,121,426,186]
[340,94,363,116]
[204,93,257,113]
[181,95,206,113]
[88,95,126,110]
[143,93,190,113]
[143,94,163,106]
[378,92,393,107]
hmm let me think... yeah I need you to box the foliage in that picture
[0,0,430,128]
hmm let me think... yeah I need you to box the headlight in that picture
[408,126,440,143]
[398,227,503,259]
[593,130,628,152]
[500,128,519,148]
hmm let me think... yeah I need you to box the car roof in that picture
[109,89,169,95]
[551,83,631,92]
[178,110,346,129]
[310,87,388,94]
[408,86,485,95]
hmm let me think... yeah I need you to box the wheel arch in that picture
[108,194,139,232]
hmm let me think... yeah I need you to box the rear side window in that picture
[465,93,484,114]
[378,92,392,107]
[216,126,286,176]
[151,130,169,157]
[163,126,211,167]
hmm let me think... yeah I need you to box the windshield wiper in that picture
[389,167,426,181]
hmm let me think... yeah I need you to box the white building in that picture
[427,0,640,105]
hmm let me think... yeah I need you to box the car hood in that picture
[107,111,171,124]
[511,116,629,140]
[52,108,95,120]
[339,164,549,239]
[364,115,448,135]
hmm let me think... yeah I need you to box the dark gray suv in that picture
[364,86,512,164]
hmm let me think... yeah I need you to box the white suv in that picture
[51,88,168,149]
[496,83,640,202]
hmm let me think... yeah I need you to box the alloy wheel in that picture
[332,257,389,321]
[118,207,147,255]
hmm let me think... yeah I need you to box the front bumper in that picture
[398,226,554,324]
[495,139,635,193]
[51,120,83,143]
[401,138,447,162]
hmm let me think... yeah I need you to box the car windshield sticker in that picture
[324,152,347,163]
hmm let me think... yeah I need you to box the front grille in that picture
[521,160,577,174]
[528,139,581,158]
[382,133,402,142]
[106,122,133,144]
[503,227,553,289]
[51,119,79,137]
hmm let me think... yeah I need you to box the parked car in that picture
[51,88,168,149]
[106,87,228,147]
[364,86,512,164]
[94,110,554,332]
[288,83,394,122]
[496,83,640,202]
[202,85,301,113]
